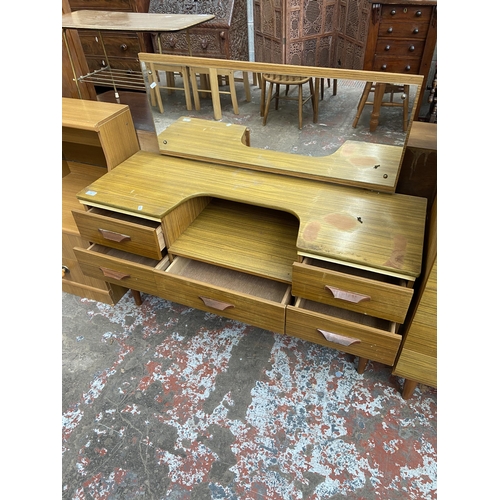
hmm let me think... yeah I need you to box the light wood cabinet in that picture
[62,97,140,304]
[71,147,427,375]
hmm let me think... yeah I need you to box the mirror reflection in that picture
[139,59,418,159]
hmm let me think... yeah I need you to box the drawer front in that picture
[79,31,142,59]
[375,39,425,59]
[73,209,165,260]
[380,5,433,24]
[159,29,229,59]
[370,56,421,74]
[74,245,162,295]
[85,57,142,73]
[292,261,413,323]
[286,304,401,366]
[154,267,288,334]
[68,0,135,11]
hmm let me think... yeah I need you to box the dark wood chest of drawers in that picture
[148,0,249,61]
[68,0,153,74]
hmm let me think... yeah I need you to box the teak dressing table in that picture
[65,57,434,396]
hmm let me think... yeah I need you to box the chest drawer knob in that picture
[385,45,391,51]
[405,65,411,71]
[201,38,209,49]
[413,28,419,34]
[325,285,371,303]
[199,296,234,311]
[390,9,396,15]
[381,64,387,70]
[409,45,415,52]
[416,10,422,17]
[120,44,128,51]
[318,329,361,346]
[99,267,130,281]
[98,228,132,243]
[387,27,393,33]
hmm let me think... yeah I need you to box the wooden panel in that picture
[286,300,401,366]
[72,208,165,260]
[292,259,413,323]
[167,199,299,283]
[154,257,291,334]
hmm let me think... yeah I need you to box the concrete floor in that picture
[63,76,437,499]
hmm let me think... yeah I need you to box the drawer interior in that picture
[296,297,396,334]
[303,257,406,286]
[167,256,292,304]
[90,244,165,268]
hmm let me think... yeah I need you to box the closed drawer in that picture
[375,39,425,59]
[380,5,433,23]
[68,0,135,11]
[74,244,167,295]
[79,31,142,59]
[371,56,421,74]
[73,208,166,260]
[286,298,401,366]
[154,257,292,334]
[292,258,413,323]
[159,29,229,59]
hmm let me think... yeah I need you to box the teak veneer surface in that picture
[159,117,403,191]
[77,150,427,279]
[62,11,215,32]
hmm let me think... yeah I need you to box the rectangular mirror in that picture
[138,53,423,192]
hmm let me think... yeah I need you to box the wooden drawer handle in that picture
[199,296,234,311]
[98,228,131,243]
[99,267,130,281]
[325,285,371,303]
[318,329,361,346]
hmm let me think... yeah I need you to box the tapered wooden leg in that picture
[131,289,142,306]
[401,379,418,400]
[370,83,386,132]
[352,82,372,128]
[357,357,369,374]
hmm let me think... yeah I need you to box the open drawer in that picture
[73,207,166,260]
[154,256,292,334]
[292,258,413,323]
[286,297,401,366]
[74,244,168,296]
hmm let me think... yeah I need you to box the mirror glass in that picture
[139,60,418,156]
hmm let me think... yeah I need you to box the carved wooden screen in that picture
[333,0,370,69]
[254,0,336,67]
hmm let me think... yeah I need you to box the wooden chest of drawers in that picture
[68,0,153,77]
[148,0,249,61]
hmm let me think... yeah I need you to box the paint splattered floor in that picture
[62,291,437,499]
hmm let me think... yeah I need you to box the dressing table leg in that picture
[131,290,142,306]
[357,357,369,374]
[401,379,419,400]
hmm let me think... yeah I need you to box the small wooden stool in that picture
[145,61,192,114]
[190,67,240,120]
[261,73,315,129]
[352,82,410,132]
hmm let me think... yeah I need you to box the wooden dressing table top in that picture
[77,151,427,279]
[62,11,215,32]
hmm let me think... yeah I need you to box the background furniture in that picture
[254,0,437,117]
[149,0,249,61]
[261,73,315,129]
[393,196,436,398]
[253,0,337,67]
[62,98,140,304]
[67,0,153,82]
[62,10,214,96]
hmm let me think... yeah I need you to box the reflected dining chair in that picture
[260,73,316,130]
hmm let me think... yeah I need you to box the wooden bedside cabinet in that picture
[62,97,140,304]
